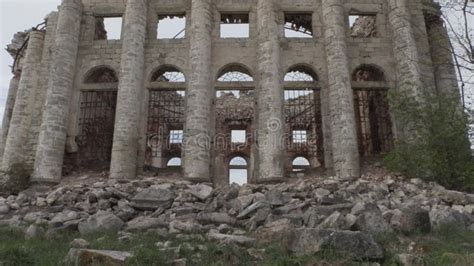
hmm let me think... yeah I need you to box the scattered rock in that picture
[396,253,424,266]
[391,206,431,235]
[237,201,268,219]
[208,230,256,246]
[25,224,44,239]
[64,249,133,266]
[46,187,65,205]
[78,211,124,235]
[190,184,213,201]
[256,219,293,244]
[430,206,473,230]
[0,199,9,214]
[131,188,175,210]
[126,216,168,231]
[197,212,236,225]
[70,238,90,249]
[288,229,384,260]
[354,204,393,235]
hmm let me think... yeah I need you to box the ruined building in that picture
[0,0,460,189]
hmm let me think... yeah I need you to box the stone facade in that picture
[1,0,459,188]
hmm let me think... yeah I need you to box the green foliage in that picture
[384,90,474,191]
[1,226,474,265]
[418,225,474,266]
[0,162,32,194]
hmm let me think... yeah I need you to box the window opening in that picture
[167,157,182,167]
[229,156,248,185]
[231,130,246,143]
[158,14,186,39]
[349,14,377,38]
[95,17,122,40]
[284,13,313,38]
[292,157,310,172]
[220,13,250,38]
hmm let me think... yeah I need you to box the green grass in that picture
[1,226,474,265]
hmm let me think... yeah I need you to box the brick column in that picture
[109,0,148,179]
[322,0,360,178]
[255,0,285,183]
[183,0,213,182]
[2,31,44,173]
[388,0,424,98]
[31,0,82,184]
[0,71,21,158]
[425,13,459,96]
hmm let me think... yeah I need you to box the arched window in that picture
[284,65,318,82]
[229,156,248,185]
[146,66,186,169]
[84,67,118,83]
[352,65,393,156]
[78,66,118,169]
[167,157,182,167]
[217,65,253,82]
[151,66,185,82]
[292,157,310,172]
[352,65,385,82]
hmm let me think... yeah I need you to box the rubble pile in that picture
[1,173,473,264]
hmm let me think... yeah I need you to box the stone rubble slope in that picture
[1,173,474,261]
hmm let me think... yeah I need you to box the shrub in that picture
[384,90,474,191]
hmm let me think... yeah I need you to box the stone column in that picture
[255,0,285,182]
[322,0,360,178]
[0,72,21,158]
[183,0,213,182]
[31,0,82,184]
[388,0,427,143]
[388,0,424,98]
[2,31,45,172]
[109,0,148,179]
[425,13,459,96]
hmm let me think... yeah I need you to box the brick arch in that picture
[83,65,119,84]
[227,152,249,165]
[149,65,187,82]
[216,63,254,82]
[284,64,319,82]
[351,64,386,82]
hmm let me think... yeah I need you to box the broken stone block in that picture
[288,229,384,260]
[396,253,424,266]
[207,230,256,247]
[125,216,168,232]
[354,204,393,235]
[24,224,44,239]
[196,212,236,225]
[237,200,268,219]
[430,206,473,230]
[78,211,124,235]
[64,249,133,266]
[390,206,431,235]
[190,184,213,201]
[70,238,90,249]
[131,188,175,210]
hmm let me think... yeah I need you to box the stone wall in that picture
[1,0,460,189]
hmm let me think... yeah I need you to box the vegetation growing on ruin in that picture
[0,225,473,265]
[385,91,474,192]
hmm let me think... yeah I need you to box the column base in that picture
[257,176,285,184]
[185,177,211,183]
[29,178,60,187]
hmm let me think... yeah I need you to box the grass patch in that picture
[1,226,474,265]
[420,225,474,266]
